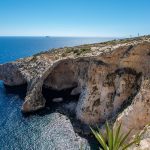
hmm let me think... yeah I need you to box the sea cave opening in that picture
[42,85,81,109]
[42,60,81,113]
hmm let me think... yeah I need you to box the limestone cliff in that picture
[1,35,150,147]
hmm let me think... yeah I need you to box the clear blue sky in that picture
[0,0,149,37]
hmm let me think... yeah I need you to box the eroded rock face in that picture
[76,67,142,124]
[1,36,150,145]
[126,124,150,150]
[0,62,26,86]
[114,78,150,139]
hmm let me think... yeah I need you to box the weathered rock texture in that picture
[129,125,150,150]
[1,36,150,145]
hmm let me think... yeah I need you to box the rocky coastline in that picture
[1,35,150,149]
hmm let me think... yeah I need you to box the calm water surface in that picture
[0,36,114,64]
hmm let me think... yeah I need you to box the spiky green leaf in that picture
[119,129,132,146]
[90,127,108,150]
[122,140,137,150]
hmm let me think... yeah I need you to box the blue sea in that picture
[0,37,114,150]
[0,36,114,64]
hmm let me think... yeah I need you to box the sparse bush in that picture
[73,48,91,55]
[65,47,74,53]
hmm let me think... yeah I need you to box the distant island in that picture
[45,36,51,38]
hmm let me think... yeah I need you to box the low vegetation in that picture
[73,48,91,55]
[90,122,138,150]
[61,47,91,57]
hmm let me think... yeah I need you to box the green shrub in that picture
[90,122,137,150]
[73,48,91,55]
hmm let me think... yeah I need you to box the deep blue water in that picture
[0,37,114,150]
[0,36,114,64]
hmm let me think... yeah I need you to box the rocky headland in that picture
[1,35,150,149]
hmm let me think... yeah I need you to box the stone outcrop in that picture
[1,36,150,146]
[129,125,150,150]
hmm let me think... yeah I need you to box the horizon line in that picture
[0,35,126,38]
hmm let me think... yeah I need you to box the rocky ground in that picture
[1,35,150,149]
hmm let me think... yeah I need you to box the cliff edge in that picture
[1,36,150,148]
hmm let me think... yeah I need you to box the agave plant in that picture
[90,122,137,150]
